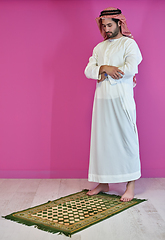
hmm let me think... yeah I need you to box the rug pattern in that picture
[3,190,146,236]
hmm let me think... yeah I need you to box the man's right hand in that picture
[99,65,124,79]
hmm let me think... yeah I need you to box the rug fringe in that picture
[2,215,71,237]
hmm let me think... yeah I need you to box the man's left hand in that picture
[97,72,107,83]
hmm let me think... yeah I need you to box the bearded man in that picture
[84,7,142,202]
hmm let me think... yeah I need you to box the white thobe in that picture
[85,36,142,183]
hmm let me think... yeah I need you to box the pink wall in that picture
[0,0,164,178]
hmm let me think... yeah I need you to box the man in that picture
[84,7,142,202]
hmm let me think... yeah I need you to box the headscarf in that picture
[96,7,137,85]
[96,7,133,40]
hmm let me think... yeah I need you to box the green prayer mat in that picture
[2,189,146,237]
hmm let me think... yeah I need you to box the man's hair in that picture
[112,18,120,25]
[112,18,121,32]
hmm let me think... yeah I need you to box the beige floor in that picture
[0,178,165,240]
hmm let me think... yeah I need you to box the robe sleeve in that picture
[84,46,100,80]
[107,39,142,85]
[118,39,142,77]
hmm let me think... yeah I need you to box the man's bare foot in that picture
[120,181,135,202]
[87,183,109,196]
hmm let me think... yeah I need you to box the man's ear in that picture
[118,20,122,27]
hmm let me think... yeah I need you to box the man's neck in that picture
[111,32,123,40]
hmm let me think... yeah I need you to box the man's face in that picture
[102,18,121,39]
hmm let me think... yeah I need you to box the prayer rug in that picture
[2,190,146,237]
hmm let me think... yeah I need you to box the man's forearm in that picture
[99,65,107,74]
[99,65,124,79]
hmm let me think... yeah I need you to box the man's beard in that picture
[106,26,120,39]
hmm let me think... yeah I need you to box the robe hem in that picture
[88,172,141,183]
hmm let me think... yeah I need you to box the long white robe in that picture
[85,36,142,183]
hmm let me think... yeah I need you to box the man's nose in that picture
[105,26,109,32]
